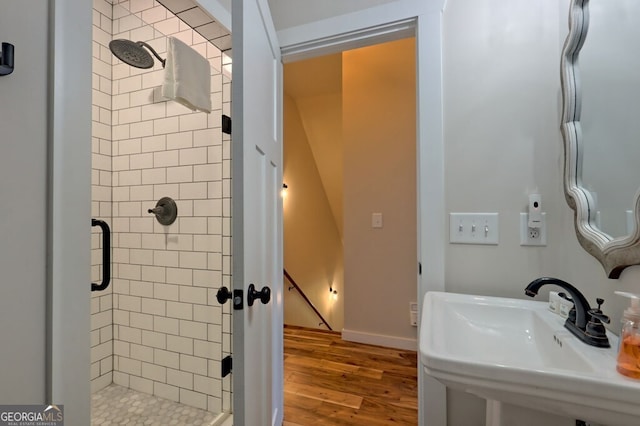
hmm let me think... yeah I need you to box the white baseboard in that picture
[341,328,417,351]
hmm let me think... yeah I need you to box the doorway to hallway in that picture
[282,37,418,349]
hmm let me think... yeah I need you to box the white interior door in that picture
[231,0,283,425]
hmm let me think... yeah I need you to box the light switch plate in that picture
[449,213,499,245]
[372,212,383,228]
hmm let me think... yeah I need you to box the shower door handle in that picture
[91,219,111,292]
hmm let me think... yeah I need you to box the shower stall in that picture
[90,0,232,423]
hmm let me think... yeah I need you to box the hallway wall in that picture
[283,94,345,331]
[283,38,417,346]
[342,37,417,348]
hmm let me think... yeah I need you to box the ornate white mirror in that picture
[561,0,640,278]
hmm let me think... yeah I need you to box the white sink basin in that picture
[420,292,640,425]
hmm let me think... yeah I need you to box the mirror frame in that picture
[561,0,640,278]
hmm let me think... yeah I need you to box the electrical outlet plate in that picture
[410,302,418,326]
[520,212,547,246]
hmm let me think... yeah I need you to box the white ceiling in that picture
[157,0,399,53]
[268,0,398,31]
[155,0,232,50]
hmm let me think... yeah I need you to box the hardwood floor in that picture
[283,325,418,425]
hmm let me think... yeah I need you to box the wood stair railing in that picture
[283,269,333,331]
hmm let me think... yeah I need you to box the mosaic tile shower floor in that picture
[91,384,224,426]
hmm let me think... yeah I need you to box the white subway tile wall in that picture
[91,0,232,414]
[91,0,115,394]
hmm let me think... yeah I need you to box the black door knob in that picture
[216,286,232,304]
[247,283,271,306]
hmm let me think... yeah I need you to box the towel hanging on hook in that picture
[162,37,212,113]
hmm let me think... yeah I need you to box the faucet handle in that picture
[588,298,610,324]
[588,310,610,326]
[588,310,610,324]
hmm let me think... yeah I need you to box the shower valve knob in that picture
[148,197,177,225]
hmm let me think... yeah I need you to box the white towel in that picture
[162,37,212,113]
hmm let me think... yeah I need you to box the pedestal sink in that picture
[419,292,640,425]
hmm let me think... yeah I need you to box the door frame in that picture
[49,0,447,424]
[48,0,93,424]
[277,2,447,425]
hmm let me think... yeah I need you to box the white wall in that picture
[0,1,93,423]
[441,0,640,343]
[443,0,565,300]
[443,0,640,423]
[0,0,49,404]
[275,0,640,424]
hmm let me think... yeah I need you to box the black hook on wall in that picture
[0,43,14,76]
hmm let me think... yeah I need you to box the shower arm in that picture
[137,41,166,68]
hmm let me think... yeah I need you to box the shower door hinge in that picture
[222,115,232,135]
[221,355,233,377]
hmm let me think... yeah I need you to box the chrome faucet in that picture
[525,277,610,348]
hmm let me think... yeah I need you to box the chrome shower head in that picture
[109,39,165,69]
